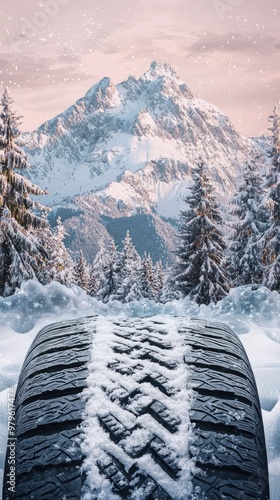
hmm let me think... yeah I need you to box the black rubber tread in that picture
[192,429,265,478]
[185,348,255,383]
[3,316,269,500]
[187,320,269,500]
[16,366,88,407]
[23,330,92,364]
[182,331,246,359]
[3,317,92,500]
[17,345,91,385]
[16,429,82,476]
[15,393,85,438]
[14,465,83,500]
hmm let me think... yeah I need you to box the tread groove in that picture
[16,419,83,440]
[19,386,85,408]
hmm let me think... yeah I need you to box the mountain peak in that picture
[141,61,183,83]
[85,77,112,100]
[84,77,120,109]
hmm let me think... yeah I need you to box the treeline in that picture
[71,233,165,302]
[0,89,279,305]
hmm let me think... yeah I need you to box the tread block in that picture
[188,320,240,339]
[149,436,180,478]
[97,456,130,492]
[148,401,181,433]
[16,394,84,437]
[18,346,90,384]
[140,371,177,396]
[182,332,245,358]
[16,429,82,475]
[15,465,82,500]
[106,384,131,403]
[97,456,172,499]
[99,414,131,442]
[184,349,251,380]
[16,366,88,406]
[29,322,92,350]
[190,367,257,404]
[113,343,133,355]
[192,429,266,477]
[24,332,91,365]
[191,393,262,436]
[192,472,265,500]
[138,350,178,370]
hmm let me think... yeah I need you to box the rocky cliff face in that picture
[23,62,269,262]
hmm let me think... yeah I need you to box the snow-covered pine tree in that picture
[155,259,165,301]
[0,89,48,296]
[89,241,107,298]
[101,240,120,302]
[45,216,74,286]
[262,107,280,291]
[229,157,267,286]
[139,252,157,300]
[90,239,119,301]
[174,159,230,305]
[73,250,90,293]
[160,265,181,303]
[112,231,142,302]
[31,209,52,285]
[88,263,98,298]
[268,106,280,183]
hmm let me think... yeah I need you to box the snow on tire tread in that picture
[81,317,196,500]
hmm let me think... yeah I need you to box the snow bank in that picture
[0,280,280,498]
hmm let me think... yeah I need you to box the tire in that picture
[3,316,269,500]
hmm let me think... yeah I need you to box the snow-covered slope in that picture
[24,62,269,259]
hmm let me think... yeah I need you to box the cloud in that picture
[0,51,87,91]
[188,32,280,57]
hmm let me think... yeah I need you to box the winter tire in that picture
[3,316,269,499]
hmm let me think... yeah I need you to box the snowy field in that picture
[0,280,279,499]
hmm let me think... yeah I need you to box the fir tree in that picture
[74,250,90,293]
[262,107,280,291]
[112,231,142,302]
[90,239,119,302]
[45,216,74,286]
[160,267,180,303]
[88,264,98,298]
[174,160,230,305]
[101,240,120,302]
[268,106,280,183]
[155,260,165,301]
[139,253,157,300]
[0,89,48,296]
[229,157,266,286]
[32,209,52,285]
[89,241,107,297]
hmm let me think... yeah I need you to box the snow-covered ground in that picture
[0,280,279,498]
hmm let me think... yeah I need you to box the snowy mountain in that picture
[24,62,269,261]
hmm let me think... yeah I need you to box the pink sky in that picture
[0,0,279,136]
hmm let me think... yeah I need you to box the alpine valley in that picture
[23,62,270,263]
